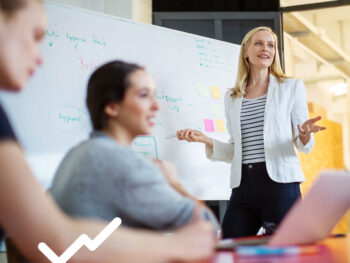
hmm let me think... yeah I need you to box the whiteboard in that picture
[0,2,240,200]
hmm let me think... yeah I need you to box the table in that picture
[195,236,350,263]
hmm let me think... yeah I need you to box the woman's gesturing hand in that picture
[176,129,212,146]
[297,115,326,145]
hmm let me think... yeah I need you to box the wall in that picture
[283,7,350,171]
[305,83,350,170]
[48,0,152,24]
[299,8,350,171]
[299,105,348,234]
[301,7,350,54]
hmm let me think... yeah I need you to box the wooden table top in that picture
[191,236,350,263]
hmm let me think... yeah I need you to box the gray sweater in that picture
[50,132,197,230]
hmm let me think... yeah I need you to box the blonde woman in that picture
[177,26,326,238]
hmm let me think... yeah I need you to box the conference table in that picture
[192,236,350,263]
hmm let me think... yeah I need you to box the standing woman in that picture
[177,26,326,238]
[0,0,215,262]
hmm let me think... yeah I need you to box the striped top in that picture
[240,94,267,164]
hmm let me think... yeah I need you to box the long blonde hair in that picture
[230,26,288,98]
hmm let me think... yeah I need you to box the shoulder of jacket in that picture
[224,89,243,100]
[224,89,234,102]
[225,89,232,97]
[277,78,303,90]
[281,77,298,85]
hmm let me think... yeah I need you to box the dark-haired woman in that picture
[50,60,219,231]
[0,0,215,262]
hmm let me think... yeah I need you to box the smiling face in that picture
[245,30,276,70]
[0,0,47,91]
[111,70,159,137]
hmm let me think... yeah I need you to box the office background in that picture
[32,0,350,233]
[1,0,349,261]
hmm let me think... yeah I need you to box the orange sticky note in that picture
[215,120,226,132]
[211,86,221,99]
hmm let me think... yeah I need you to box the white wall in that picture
[304,9,350,170]
[48,0,152,23]
[301,6,350,54]
[48,0,105,13]
[283,36,295,76]
[284,8,350,171]
[132,0,152,24]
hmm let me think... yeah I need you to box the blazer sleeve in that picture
[205,90,235,163]
[291,79,314,153]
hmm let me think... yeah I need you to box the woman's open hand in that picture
[298,115,326,145]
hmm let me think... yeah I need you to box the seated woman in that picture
[0,1,215,262]
[50,60,218,230]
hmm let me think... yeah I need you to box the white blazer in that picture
[206,74,314,188]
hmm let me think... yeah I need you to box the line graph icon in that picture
[38,217,121,263]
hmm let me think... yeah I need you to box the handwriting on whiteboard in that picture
[48,105,90,132]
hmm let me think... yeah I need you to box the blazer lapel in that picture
[231,95,243,138]
[265,74,278,114]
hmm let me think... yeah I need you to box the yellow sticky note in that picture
[198,84,209,97]
[211,86,221,99]
[215,120,226,132]
[212,103,222,117]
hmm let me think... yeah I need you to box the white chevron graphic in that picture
[38,217,122,263]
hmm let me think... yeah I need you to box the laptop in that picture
[217,171,350,249]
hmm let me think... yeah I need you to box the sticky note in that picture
[211,86,221,99]
[198,84,209,97]
[204,119,215,132]
[212,103,222,117]
[215,120,226,132]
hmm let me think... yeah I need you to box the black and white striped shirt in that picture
[240,94,267,164]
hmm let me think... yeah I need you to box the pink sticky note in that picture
[204,119,215,132]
